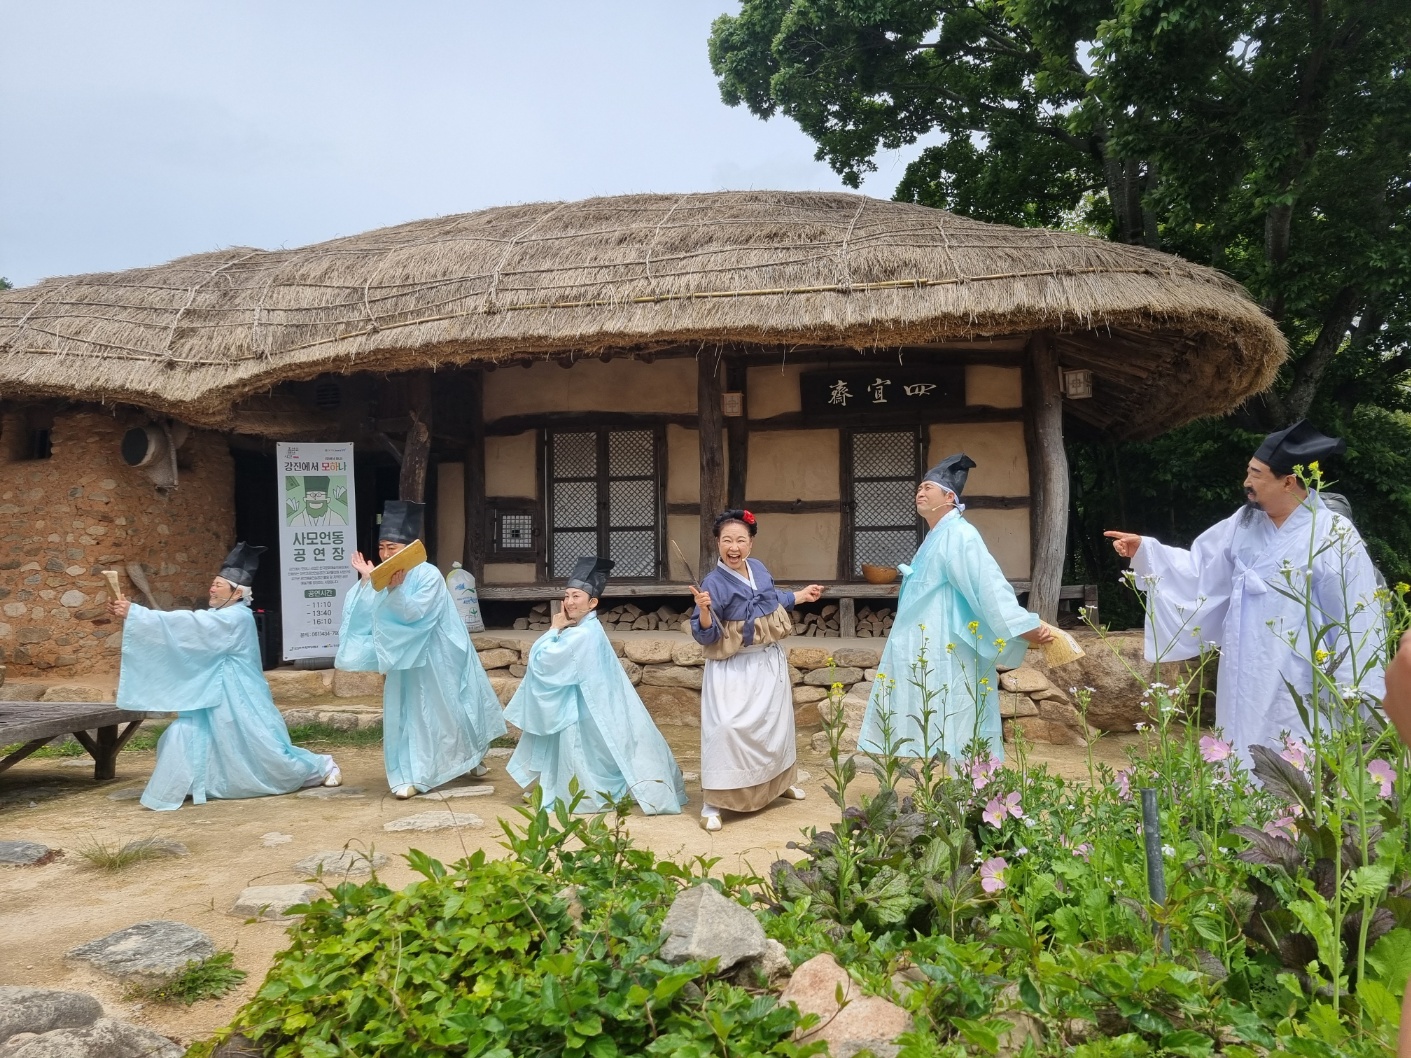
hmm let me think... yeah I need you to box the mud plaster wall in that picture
[747,431,840,501]
[483,358,697,417]
[749,513,839,582]
[437,431,539,578]
[0,408,234,675]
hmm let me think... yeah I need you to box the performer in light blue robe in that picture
[1107,421,1387,766]
[112,543,340,811]
[335,500,506,799]
[505,557,687,815]
[859,455,1052,760]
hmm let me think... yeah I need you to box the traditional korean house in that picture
[0,191,1284,676]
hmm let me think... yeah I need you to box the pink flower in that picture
[967,754,1003,791]
[979,857,1008,893]
[1072,843,1093,860]
[1115,768,1132,801]
[1368,759,1395,798]
[1279,737,1310,772]
[1263,815,1298,840]
[982,791,1024,827]
[1199,735,1233,764]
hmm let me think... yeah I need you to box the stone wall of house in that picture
[0,407,235,675]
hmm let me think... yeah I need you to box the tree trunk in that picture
[1025,334,1068,622]
[698,352,726,576]
[399,372,433,502]
[726,357,749,508]
[462,370,486,580]
[1284,285,1361,421]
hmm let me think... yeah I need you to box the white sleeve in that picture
[1131,513,1239,662]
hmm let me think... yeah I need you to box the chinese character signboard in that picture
[276,442,358,661]
[799,367,964,418]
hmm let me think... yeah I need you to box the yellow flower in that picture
[946,643,956,652]
[1309,460,1320,471]
[1397,582,1410,595]
[968,621,980,635]
[1314,648,1330,664]
[875,671,886,681]
[994,638,1007,652]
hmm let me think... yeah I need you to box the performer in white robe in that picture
[335,500,506,799]
[1106,420,1387,765]
[858,454,1052,759]
[111,543,340,811]
[689,509,824,831]
[505,557,687,815]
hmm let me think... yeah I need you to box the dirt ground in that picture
[0,728,1139,1049]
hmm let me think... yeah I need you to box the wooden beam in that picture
[486,411,698,436]
[698,352,726,574]
[667,499,842,516]
[749,406,1023,431]
[463,370,487,580]
[399,372,433,502]
[726,358,748,508]
[1024,333,1069,622]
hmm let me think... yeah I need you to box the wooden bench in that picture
[0,703,151,780]
[479,580,1098,635]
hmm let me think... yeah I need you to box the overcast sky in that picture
[0,1,920,288]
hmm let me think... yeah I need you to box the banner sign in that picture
[276,442,357,661]
[799,366,965,419]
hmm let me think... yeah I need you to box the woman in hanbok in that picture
[111,543,341,811]
[336,500,506,799]
[505,557,687,815]
[689,510,823,832]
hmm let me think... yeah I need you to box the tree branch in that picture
[1285,285,1361,420]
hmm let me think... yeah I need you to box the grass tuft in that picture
[76,834,170,871]
[126,952,248,1005]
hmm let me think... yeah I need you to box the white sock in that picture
[700,803,721,819]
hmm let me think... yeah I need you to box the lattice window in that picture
[848,429,922,575]
[547,428,661,580]
[487,499,541,562]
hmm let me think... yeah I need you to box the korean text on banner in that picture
[277,442,357,660]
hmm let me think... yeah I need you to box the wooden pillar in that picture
[698,352,726,575]
[725,357,748,508]
[462,370,486,580]
[398,372,433,502]
[1024,333,1069,622]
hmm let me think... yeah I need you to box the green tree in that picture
[710,0,1411,595]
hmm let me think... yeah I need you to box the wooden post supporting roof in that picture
[462,370,486,581]
[1024,333,1068,622]
[698,352,726,576]
[399,372,433,503]
[725,357,748,509]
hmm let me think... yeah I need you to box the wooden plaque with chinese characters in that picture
[370,539,427,592]
[799,367,964,419]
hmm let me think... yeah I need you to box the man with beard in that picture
[290,475,346,526]
[1105,420,1386,765]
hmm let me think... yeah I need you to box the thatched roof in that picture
[0,190,1284,438]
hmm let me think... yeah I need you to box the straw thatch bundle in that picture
[0,190,1284,437]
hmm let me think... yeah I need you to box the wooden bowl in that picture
[860,563,899,584]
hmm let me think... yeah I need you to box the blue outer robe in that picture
[335,562,506,792]
[504,611,686,814]
[858,510,1037,759]
[115,599,333,811]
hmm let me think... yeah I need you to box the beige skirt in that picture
[702,763,797,813]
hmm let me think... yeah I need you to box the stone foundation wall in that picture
[0,407,235,675]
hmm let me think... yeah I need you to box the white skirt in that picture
[700,642,796,800]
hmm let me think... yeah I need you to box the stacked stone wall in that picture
[0,408,235,675]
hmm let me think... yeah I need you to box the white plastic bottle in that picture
[445,562,485,633]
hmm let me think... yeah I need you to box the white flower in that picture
[1162,844,1175,857]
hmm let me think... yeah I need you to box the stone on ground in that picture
[0,987,102,1045]
[659,884,766,972]
[292,850,388,877]
[1,1017,183,1058]
[105,789,142,802]
[65,921,216,983]
[229,885,321,921]
[295,785,367,799]
[383,811,484,832]
[425,786,494,800]
[780,952,911,1058]
[0,842,54,866]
